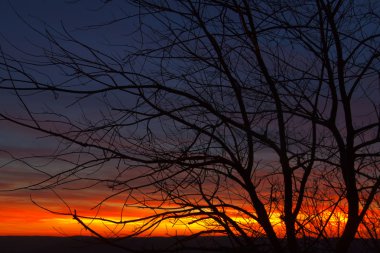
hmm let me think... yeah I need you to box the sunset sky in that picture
[0,0,224,237]
[1,1,379,244]
[0,0,135,236]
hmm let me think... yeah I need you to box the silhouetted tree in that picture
[1,1,380,253]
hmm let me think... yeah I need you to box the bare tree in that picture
[1,1,380,253]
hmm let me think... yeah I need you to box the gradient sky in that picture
[1,0,379,239]
[0,0,144,236]
[0,0,214,237]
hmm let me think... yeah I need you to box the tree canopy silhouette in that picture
[1,1,380,253]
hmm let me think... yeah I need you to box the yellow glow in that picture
[0,194,377,238]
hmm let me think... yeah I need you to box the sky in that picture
[0,0,142,236]
[0,0,379,240]
[0,0,215,237]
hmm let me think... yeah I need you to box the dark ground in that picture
[0,236,379,253]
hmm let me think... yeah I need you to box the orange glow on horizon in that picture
[1,191,379,238]
[0,203,356,238]
[0,193,208,237]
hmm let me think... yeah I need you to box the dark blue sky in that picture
[1,0,132,50]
